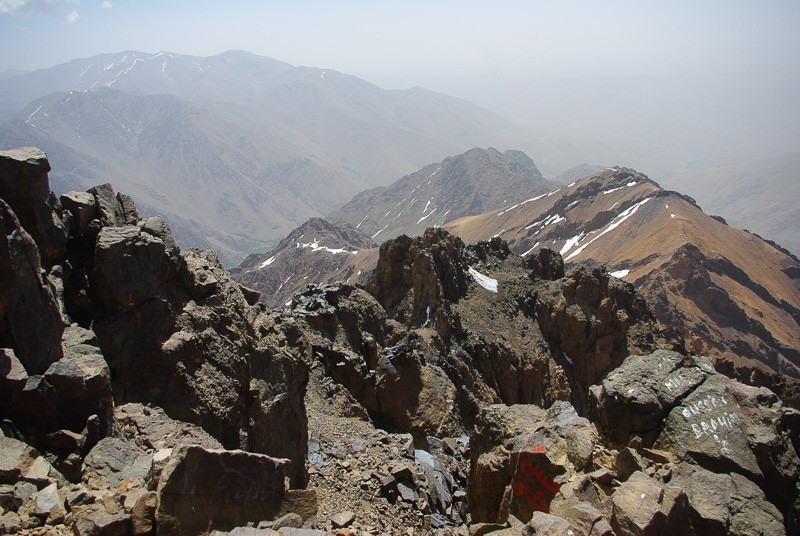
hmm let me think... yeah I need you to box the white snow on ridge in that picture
[297,238,357,255]
[547,188,561,196]
[468,267,498,293]
[417,209,437,224]
[609,269,630,279]
[497,204,519,217]
[565,197,652,261]
[603,181,637,195]
[603,186,624,195]
[259,255,277,269]
[560,233,585,256]
[568,181,576,188]
[521,242,540,256]
[25,106,43,124]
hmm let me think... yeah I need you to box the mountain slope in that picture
[445,167,800,404]
[331,147,555,241]
[231,218,378,308]
[659,152,800,256]
[0,51,537,264]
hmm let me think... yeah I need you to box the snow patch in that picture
[297,239,356,255]
[565,197,652,261]
[671,214,675,219]
[547,188,561,196]
[521,242,540,256]
[417,209,437,224]
[468,267,498,293]
[258,255,277,270]
[560,233,585,256]
[567,181,576,188]
[609,269,630,279]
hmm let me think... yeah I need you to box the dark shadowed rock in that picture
[524,248,564,281]
[156,446,288,535]
[0,147,66,266]
[0,199,64,375]
[61,191,96,235]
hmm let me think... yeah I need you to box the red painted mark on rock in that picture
[512,439,560,512]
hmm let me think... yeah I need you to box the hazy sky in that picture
[1,0,798,87]
[2,0,799,162]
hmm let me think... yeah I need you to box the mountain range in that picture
[0,50,594,265]
[11,50,796,264]
[236,152,800,408]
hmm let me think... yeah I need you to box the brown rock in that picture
[155,446,288,535]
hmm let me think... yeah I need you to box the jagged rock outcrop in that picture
[0,148,67,266]
[0,148,314,534]
[4,147,800,534]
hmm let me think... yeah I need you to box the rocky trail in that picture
[1,147,798,535]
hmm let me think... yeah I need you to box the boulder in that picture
[0,199,64,375]
[522,511,572,535]
[0,147,67,266]
[590,349,712,447]
[82,437,153,491]
[671,462,784,535]
[44,350,113,434]
[92,225,173,313]
[592,348,800,532]
[155,446,289,535]
[73,510,132,536]
[88,183,140,227]
[61,191,97,236]
[607,471,694,536]
[0,436,64,487]
[468,402,596,524]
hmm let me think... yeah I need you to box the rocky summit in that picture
[1,146,798,535]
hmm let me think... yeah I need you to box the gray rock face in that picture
[0,436,64,487]
[155,446,288,535]
[115,403,223,451]
[0,147,67,266]
[92,225,174,313]
[672,462,784,535]
[82,437,153,490]
[0,199,64,376]
[608,471,694,536]
[591,349,800,534]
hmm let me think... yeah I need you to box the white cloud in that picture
[63,9,77,22]
[100,1,112,8]
[0,0,66,14]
